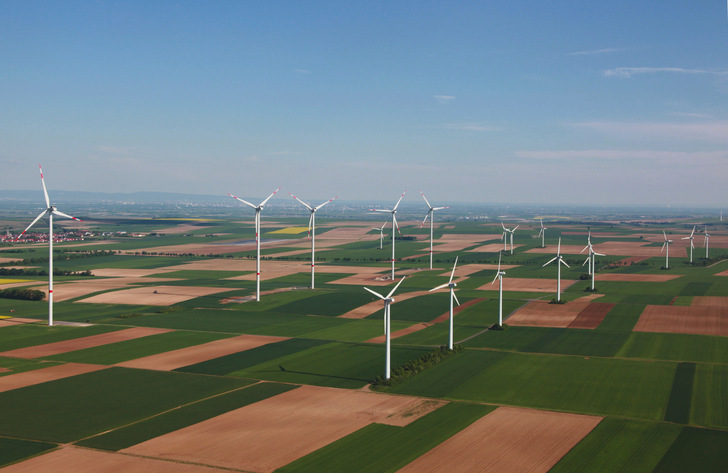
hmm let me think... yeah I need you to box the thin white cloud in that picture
[573,120,728,142]
[434,95,455,104]
[604,67,728,78]
[568,47,622,56]
[441,123,503,132]
[515,149,728,164]
[668,111,715,119]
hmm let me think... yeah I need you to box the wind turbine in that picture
[501,222,519,255]
[491,252,506,326]
[661,230,673,269]
[419,191,448,270]
[682,226,696,264]
[16,165,82,326]
[580,231,605,291]
[704,226,710,258]
[228,187,280,301]
[288,193,337,289]
[429,256,460,349]
[372,221,387,250]
[371,190,406,280]
[543,237,570,302]
[363,277,406,379]
[538,219,548,248]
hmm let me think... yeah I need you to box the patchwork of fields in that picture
[0,216,727,471]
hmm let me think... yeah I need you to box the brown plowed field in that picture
[0,446,230,472]
[594,273,682,282]
[0,363,107,393]
[507,300,592,328]
[78,285,237,306]
[614,256,650,266]
[477,278,577,293]
[123,385,445,473]
[634,305,728,337]
[568,302,615,329]
[397,406,601,473]
[0,327,171,359]
[691,296,728,308]
[339,290,431,319]
[116,334,288,371]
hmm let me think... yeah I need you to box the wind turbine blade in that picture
[419,190,432,209]
[371,209,391,213]
[363,286,386,300]
[582,256,590,266]
[497,252,502,272]
[228,193,257,209]
[16,211,47,240]
[661,241,666,252]
[540,218,544,229]
[543,256,557,267]
[580,245,589,254]
[419,212,429,229]
[52,209,81,221]
[307,214,313,239]
[380,221,387,230]
[501,221,506,230]
[314,196,337,211]
[288,192,313,211]
[429,283,449,292]
[448,256,459,284]
[690,226,695,238]
[513,225,519,232]
[561,259,571,269]
[393,215,402,236]
[453,291,461,306]
[38,165,51,208]
[557,237,561,256]
[594,252,606,257]
[386,276,406,299]
[491,274,499,285]
[259,187,281,207]
[538,228,544,237]
[663,230,668,241]
[392,190,407,211]
[433,206,448,211]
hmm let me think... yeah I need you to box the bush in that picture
[370,345,464,390]
[0,288,45,301]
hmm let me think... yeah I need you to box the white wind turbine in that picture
[16,165,82,326]
[543,237,570,302]
[363,277,406,379]
[419,191,448,270]
[372,221,387,250]
[661,230,673,269]
[682,226,696,264]
[580,231,605,291]
[228,187,280,301]
[429,256,460,349]
[289,193,337,289]
[491,252,506,326]
[538,219,548,248]
[371,190,406,280]
[704,226,710,258]
[501,222,519,255]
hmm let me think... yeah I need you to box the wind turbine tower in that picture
[363,277,406,379]
[419,191,448,270]
[371,191,406,280]
[289,193,337,289]
[543,237,570,302]
[661,230,673,269]
[429,256,460,349]
[228,187,280,301]
[372,221,387,250]
[581,231,605,291]
[705,226,710,258]
[491,252,506,326]
[501,222,519,255]
[16,165,82,326]
[538,219,548,248]
[682,226,696,264]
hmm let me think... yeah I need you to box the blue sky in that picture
[2,1,728,207]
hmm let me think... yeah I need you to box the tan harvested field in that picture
[33,277,182,302]
[317,227,380,240]
[78,285,237,306]
[123,385,445,473]
[691,296,728,308]
[327,267,427,286]
[439,233,498,242]
[507,299,592,328]
[0,327,171,359]
[594,273,682,282]
[0,446,231,473]
[397,406,601,473]
[0,257,21,264]
[468,243,522,253]
[568,302,616,329]
[0,363,107,393]
[634,305,728,337]
[91,268,181,277]
[438,263,519,277]
[560,231,631,237]
[0,318,42,327]
[477,278,577,293]
[126,237,295,256]
[116,334,288,371]
[339,290,432,319]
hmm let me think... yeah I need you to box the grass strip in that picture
[77,381,296,450]
[277,402,496,473]
[663,362,695,424]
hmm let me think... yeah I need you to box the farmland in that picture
[0,209,726,471]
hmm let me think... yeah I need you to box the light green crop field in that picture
[0,215,726,470]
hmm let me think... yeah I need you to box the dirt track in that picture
[397,406,601,473]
